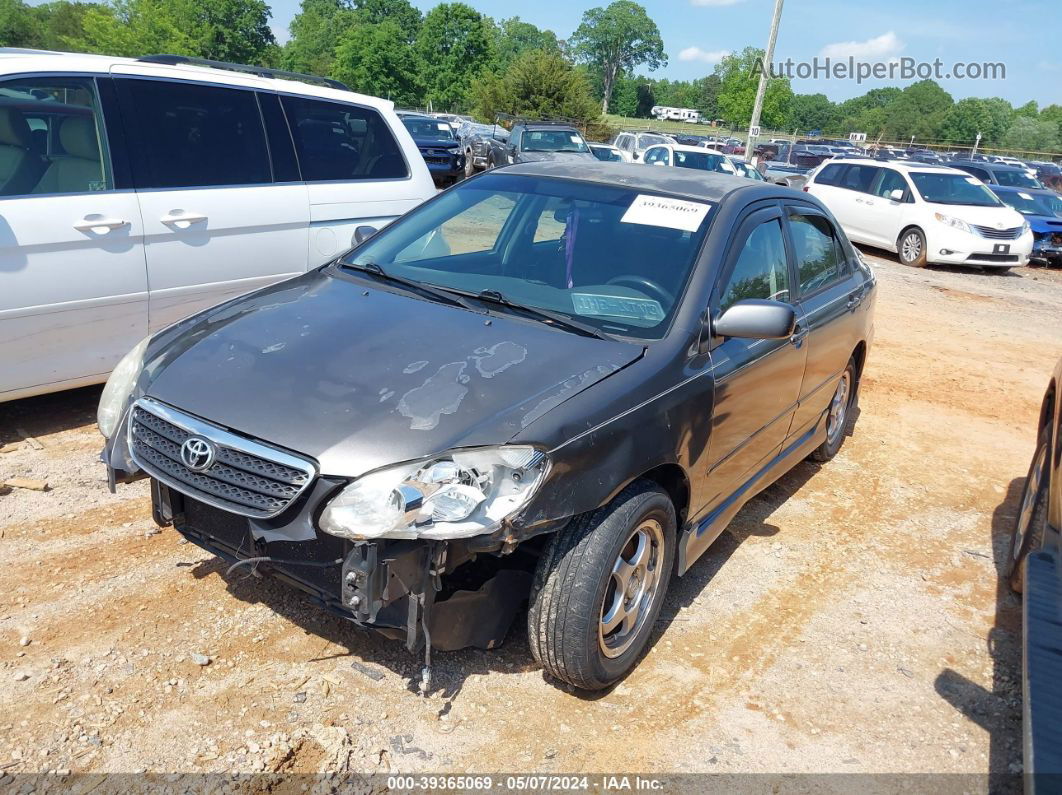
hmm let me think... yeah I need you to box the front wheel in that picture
[1008,430,1050,593]
[528,482,675,690]
[898,228,928,268]
[463,153,475,178]
[809,358,857,462]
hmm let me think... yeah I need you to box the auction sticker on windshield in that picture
[621,194,711,232]
[571,293,665,322]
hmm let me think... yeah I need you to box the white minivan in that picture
[805,159,1033,270]
[0,50,435,403]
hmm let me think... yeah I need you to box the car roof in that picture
[950,159,1029,172]
[503,160,788,204]
[0,49,395,110]
[824,158,966,175]
[650,143,724,154]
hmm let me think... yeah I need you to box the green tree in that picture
[77,0,274,62]
[493,16,559,71]
[473,49,598,123]
[569,0,665,114]
[715,46,791,128]
[0,0,44,47]
[282,0,353,76]
[938,97,1013,146]
[878,79,953,140]
[785,93,837,133]
[1040,104,1062,128]
[415,3,494,111]
[1002,117,1059,153]
[1014,100,1038,119]
[332,20,420,105]
[354,0,419,39]
[34,1,102,51]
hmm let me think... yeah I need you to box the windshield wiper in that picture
[339,261,480,313]
[471,289,615,341]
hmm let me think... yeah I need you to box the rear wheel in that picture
[1008,429,1050,593]
[528,481,675,691]
[463,152,475,178]
[810,358,857,462]
[898,228,928,268]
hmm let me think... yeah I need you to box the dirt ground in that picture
[2,252,1062,782]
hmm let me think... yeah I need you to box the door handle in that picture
[74,216,128,233]
[790,324,809,346]
[846,294,862,310]
[161,211,208,229]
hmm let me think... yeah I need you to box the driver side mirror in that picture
[888,188,905,202]
[712,299,796,340]
[353,225,378,245]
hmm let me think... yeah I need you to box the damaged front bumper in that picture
[151,480,533,655]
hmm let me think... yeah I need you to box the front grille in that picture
[973,224,1023,240]
[966,253,1018,263]
[128,399,316,519]
[424,156,450,165]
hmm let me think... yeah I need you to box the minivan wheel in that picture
[528,481,676,691]
[1008,429,1050,594]
[898,228,928,268]
[809,358,857,462]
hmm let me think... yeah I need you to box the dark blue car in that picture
[399,114,464,187]
[991,185,1062,266]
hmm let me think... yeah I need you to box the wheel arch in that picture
[634,464,691,530]
[897,224,925,249]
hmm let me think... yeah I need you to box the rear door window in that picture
[838,164,879,193]
[787,209,847,295]
[117,78,271,189]
[282,96,408,182]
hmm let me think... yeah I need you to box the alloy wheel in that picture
[1013,442,1048,560]
[826,371,852,446]
[598,519,665,659]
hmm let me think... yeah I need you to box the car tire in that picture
[463,153,475,178]
[898,227,928,268]
[528,481,676,691]
[1008,428,1050,594]
[809,357,857,462]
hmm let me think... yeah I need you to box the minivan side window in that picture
[872,168,909,200]
[838,164,879,193]
[787,210,846,294]
[282,96,408,182]
[719,219,790,311]
[117,79,271,189]
[957,165,990,182]
[0,77,112,197]
[814,163,845,186]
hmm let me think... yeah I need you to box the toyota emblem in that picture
[180,436,216,472]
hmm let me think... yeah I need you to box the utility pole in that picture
[747,0,784,159]
[971,132,982,158]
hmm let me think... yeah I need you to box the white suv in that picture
[805,159,1033,270]
[0,51,435,403]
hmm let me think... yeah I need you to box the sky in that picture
[264,0,1061,106]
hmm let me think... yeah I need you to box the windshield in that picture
[639,134,670,149]
[672,150,733,173]
[340,173,714,339]
[590,146,622,162]
[522,130,589,153]
[999,190,1062,217]
[403,118,454,140]
[910,172,1003,207]
[993,169,1042,189]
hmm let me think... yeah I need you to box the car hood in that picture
[144,270,642,477]
[1027,214,1062,233]
[413,137,459,149]
[518,151,597,163]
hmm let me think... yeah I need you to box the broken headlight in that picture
[319,447,550,541]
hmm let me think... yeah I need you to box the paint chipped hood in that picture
[142,270,641,476]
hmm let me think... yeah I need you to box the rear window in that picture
[282,96,408,182]
[814,163,845,186]
[993,169,1042,189]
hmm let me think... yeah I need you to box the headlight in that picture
[934,213,972,234]
[97,336,150,439]
[1021,220,1031,235]
[319,446,550,541]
